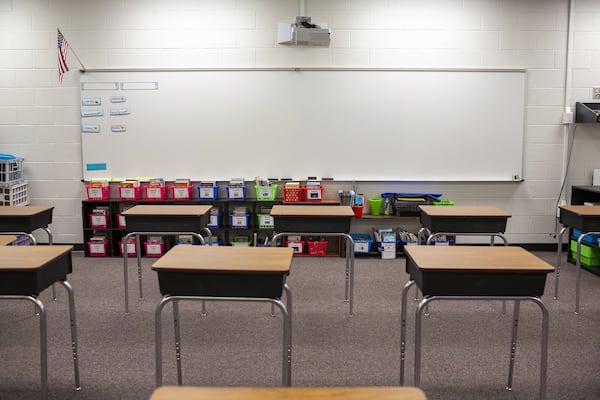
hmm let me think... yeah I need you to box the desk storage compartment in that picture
[406,259,548,296]
[125,214,209,233]
[560,208,600,231]
[274,216,351,233]
[3,207,53,232]
[575,102,600,123]
[156,271,286,298]
[0,253,72,296]
[420,214,508,233]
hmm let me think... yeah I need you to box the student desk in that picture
[0,205,54,244]
[418,205,511,245]
[149,386,427,400]
[0,245,80,400]
[270,204,356,315]
[152,245,293,387]
[400,246,553,400]
[0,234,17,246]
[121,204,212,313]
[556,205,600,313]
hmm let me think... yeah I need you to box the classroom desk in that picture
[0,234,17,245]
[0,205,54,244]
[270,204,356,315]
[418,205,511,245]
[149,386,427,400]
[121,204,212,313]
[400,246,553,400]
[0,245,80,400]
[556,205,600,313]
[152,245,293,387]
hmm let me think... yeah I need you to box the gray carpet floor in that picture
[0,250,599,400]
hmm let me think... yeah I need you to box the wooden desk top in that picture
[418,205,511,218]
[0,205,54,217]
[560,205,600,216]
[404,246,554,273]
[0,245,73,271]
[149,386,427,400]
[121,205,212,217]
[152,245,293,274]
[271,205,354,217]
[0,235,17,246]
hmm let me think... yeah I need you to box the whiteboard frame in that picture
[79,67,526,182]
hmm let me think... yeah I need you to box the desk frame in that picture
[271,232,355,315]
[400,280,549,400]
[155,284,292,387]
[122,231,208,313]
[0,280,80,400]
[554,227,600,313]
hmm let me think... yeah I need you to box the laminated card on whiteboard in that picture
[111,96,127,103]
[81,124,101,133]
[81,109,104,117]
[82,98,102,106]
[111,124,127,132]
[110,108,130,116]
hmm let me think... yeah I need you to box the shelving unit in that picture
[82,196,343,257]
[566,185,600,276]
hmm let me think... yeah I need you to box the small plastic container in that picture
[171,186,192,201]
[86,185,110,201]
[119,186,141,201]
[89,214,109,229]
[283,187,305,202]
[255,184,278,201]
[227,185,246,200]
[307,240,328,256]
[87,241,109,257]
[197,185,219,200]
[145,185,167,201]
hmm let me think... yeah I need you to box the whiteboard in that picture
[79,68,525,182]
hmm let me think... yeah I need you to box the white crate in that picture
[0,181,28,206]
[0,158,24,186]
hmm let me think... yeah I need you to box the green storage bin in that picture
[570,240,600,266]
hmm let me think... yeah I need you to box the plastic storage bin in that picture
[283,187,305,202]
[257,214,274,229]
[0,157,24,186]
[119,241,137,257]
[89,214,108,228]
[230,213,249,229]
[350,233,373,254]
[119,186,141,200]
[145,185,166,201]
[171,186,192,201]
[286,240,304,254]
[570,240,600,266]
[87,241,109,257]
[144,241,164,257]
[1,181,28,206]
[227,185,246,200]
[307,240,328,256]
[197,185,219,200]
[86,185,109,201]
[305,187,323,202]
[572,229,600,245]
[255,184,278,201]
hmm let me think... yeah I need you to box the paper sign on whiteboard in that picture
[81,124,101,133]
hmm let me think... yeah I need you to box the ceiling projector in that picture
[277,16,330,47]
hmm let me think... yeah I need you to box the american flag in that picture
[57,30,69,82]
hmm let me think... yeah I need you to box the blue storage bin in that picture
[350,233,373,253]
[230,213,249,229]
[573,229,600,245]
[196,185,219,200]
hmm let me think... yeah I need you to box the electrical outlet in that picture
[593,87,600,99]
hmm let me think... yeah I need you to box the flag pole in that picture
[57,28,86,71]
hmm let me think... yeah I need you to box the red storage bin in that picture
[145,185,166,201]
[88,214,108,228]
[119,186,141,200]
[87,241,109,257]
[283,187,305,203]
[171,186,192,201]
[307,240,328,256]
[86,185,109,200]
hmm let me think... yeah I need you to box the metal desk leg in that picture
[172,300,183,385]
[414,296,431,387]
[57,280,81,390]
[155,296,170,387]
[344,234,355,316]
[506,300,520,391]
[554,226,567,300]
[135,234,144,300]
[400,280,415,386]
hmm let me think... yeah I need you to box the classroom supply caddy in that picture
[283,186,305,202]
[257,206,274,229]
[197,182,219,200]
[171,186,192,200]
[86,180,110,201]
[145,179,167,201]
